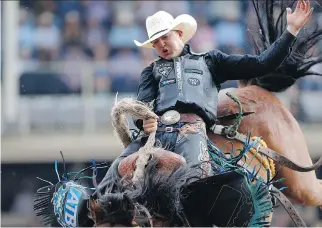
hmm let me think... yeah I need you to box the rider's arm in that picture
[134,63,158,130]
[208,29,297,84]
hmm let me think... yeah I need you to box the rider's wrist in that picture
[287,26,300,37]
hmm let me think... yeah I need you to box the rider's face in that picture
[152,30,184,60]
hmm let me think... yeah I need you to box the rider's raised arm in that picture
[134,63,158,130]
[208,29,297,84]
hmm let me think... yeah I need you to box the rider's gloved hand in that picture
[143,117,158,133]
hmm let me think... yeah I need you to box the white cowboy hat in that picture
[134,11,197,49]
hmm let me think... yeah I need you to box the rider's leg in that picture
[174,120,212,177]
[118,137,144,158]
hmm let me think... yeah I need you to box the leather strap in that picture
[157,126,180,133]
[239,164,307,227]
[210,124,322,227]
[211,125,322,172]
[270,186,307,227]
[179,113,203,123]
[158,113,203,124]
[156,114,203,132]
[210,125,311,227]
[237,159,306,227]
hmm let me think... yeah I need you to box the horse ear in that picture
[88,196,99,222]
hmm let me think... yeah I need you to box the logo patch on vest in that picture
[185,69,203,75]
[160,78,176,87]
[158,63,173,78]
[188,78,200,86]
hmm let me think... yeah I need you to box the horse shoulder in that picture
[217,86,263,118]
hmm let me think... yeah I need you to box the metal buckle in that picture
[165,127,173,133]
[161,110,181,125]
[222,127,237,139]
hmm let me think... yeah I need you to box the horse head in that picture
[88,193,136,227]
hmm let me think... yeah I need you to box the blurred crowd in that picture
[2,1,322,226]
[18,0,322,95]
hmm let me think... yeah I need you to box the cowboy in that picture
[111,0,313,176]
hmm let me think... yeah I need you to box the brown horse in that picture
[210,84,322,207]
[208,0,322,208]
[89,92,321,227]
[89,0,322,226]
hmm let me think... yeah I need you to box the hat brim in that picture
[134,14,197,49]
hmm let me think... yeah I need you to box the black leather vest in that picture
[152,53,218,126]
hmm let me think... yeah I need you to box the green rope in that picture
[223,92,244,138]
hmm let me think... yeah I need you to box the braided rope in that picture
[111,97,157,148]
[111,97,159,183]
[248,136,276,178]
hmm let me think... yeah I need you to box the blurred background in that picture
[1,0,322,226]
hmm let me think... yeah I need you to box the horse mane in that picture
[242,0,322,92]
[125,157,202,226]
[90,155,203,227]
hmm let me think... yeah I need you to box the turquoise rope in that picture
[54,160,61,182]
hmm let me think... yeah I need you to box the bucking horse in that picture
[34,0,322,227]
